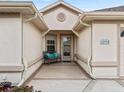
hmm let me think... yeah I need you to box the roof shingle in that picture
[95,5,124,12]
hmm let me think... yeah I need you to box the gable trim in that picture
[40,0,83,14]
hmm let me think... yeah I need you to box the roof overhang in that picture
[82,12,124,21]
[0,1,48,31]
[73,12,124,32]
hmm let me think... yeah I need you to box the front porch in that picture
[25,61,90,92]
[25,62,124,92]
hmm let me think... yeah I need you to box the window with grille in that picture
[46,35,56,52]
[47,40,56,52]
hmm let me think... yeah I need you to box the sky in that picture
[32,0,124,11]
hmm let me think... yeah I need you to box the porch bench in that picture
[43,51,61,64]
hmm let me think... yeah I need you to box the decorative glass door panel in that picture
[61,35,73,61]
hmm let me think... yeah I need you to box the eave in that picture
[82,12,124,21]
[0,1,48,31]
[73,12,124,32]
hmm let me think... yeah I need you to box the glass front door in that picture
[61,35,73,61]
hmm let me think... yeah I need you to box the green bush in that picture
[0,82,34,92]
[12,86,33,92]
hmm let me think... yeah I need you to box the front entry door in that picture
[61,35,73,61]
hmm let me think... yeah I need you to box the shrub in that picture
[0,82,33,92]
[12,86,33,92]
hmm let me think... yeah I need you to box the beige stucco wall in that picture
[77,27,91,59]
[43,6,79,30]
[120,38,124,77]
[23,22,43,63]
[76,27,91,76]
[0,14,45,83]
[0,73,22,84]
[0,14,22,66]
[120,24,124,77]
[92,21,119,78]
[92,22,118,62]
[0,14,22,83]
[76,22,119,78]
[23,22,43,80]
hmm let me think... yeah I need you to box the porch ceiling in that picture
[42,30,79,37]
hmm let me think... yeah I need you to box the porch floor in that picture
[25,62,124,92]
[33,62,89,80]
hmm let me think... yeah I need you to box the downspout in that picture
[17,58,28,87]
[89,22,96,79]
[17,13,38,87]
[87,20,96,79]
[80,18,96,79]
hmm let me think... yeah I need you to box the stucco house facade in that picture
[0,0,124,85]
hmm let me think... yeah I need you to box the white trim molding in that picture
[0,66,23,72]
[27,56,43,68]
[91,62,118,67]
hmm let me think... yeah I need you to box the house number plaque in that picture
[100,39,110,45]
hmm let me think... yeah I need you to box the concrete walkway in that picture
[26,62,124,92]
